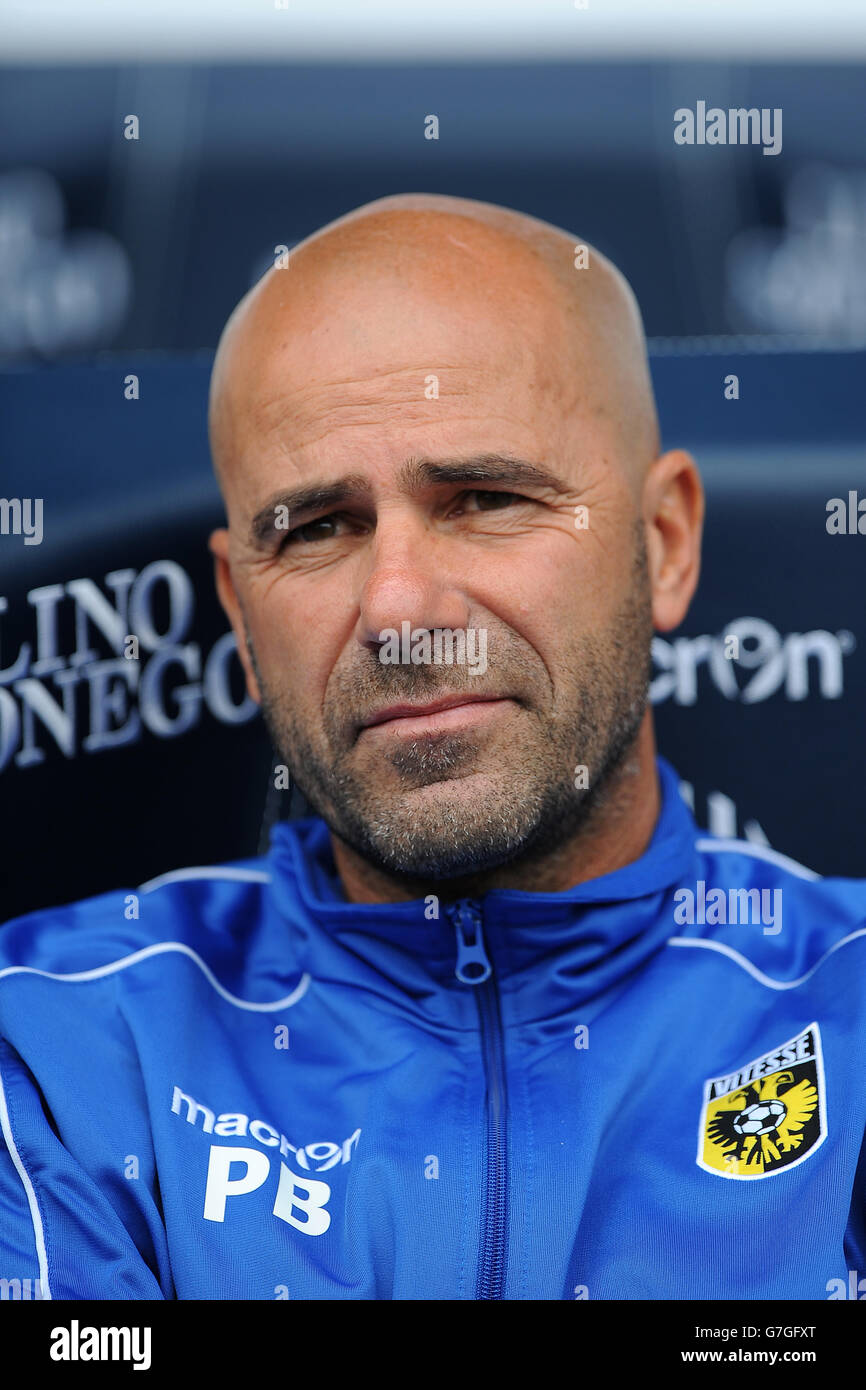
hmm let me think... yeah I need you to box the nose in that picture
[354,509,471,654]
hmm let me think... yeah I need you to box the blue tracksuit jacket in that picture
[1,756,864,1300]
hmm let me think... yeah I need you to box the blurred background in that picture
[1,0,865,917]
[3,0,866,357]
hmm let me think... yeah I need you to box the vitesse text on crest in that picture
[697,1024,826,1180]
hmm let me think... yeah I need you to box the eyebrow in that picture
[247,454,570,549]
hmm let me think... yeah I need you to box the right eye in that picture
[279,515,342,548]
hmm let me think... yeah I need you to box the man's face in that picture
[216,259,654,882]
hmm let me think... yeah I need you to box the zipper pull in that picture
[450,900,492,985]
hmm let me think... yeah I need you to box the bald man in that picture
[208,193,699,899]
[2,195,866,1303]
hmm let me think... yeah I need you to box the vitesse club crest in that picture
[698,1023,826,1179]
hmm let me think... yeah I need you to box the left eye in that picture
[278,514,345,548]
[462,490,523,511]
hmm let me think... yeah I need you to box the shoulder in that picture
[0,856,272,979]
[694,834,822,882]
[671,834,866,987]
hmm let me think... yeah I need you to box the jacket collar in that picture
[267,756,698,1024]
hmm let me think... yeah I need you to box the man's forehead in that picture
[224,290,581,496]
[240,262,573,407]
[210,196,660,497]
[230,387,582,528]
[247,347,566,454]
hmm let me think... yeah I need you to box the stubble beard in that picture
[246,537,653,883]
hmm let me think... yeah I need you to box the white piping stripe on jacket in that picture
[138,866,271,894]
[667,928,866,990]
[695,836,821,882]
[0,943,310,1013]
[0,868,297,1303]
[0,1057,52,1300]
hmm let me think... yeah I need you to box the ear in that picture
[208,527,262,705]
[642,450,704,633]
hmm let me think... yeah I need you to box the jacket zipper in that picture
[449,899,508,1300]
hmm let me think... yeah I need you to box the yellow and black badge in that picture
[697,1022,826,1179]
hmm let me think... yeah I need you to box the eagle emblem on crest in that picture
[698,1023,826,1179]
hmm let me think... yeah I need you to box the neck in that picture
[331,714,661,904]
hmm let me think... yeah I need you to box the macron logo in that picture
[50,1320,151,1371]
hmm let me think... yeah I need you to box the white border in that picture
[696,1021,827,1181]
[3,0,865,63]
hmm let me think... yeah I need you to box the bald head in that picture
[207,192,702,897]
[208,192,659,501]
